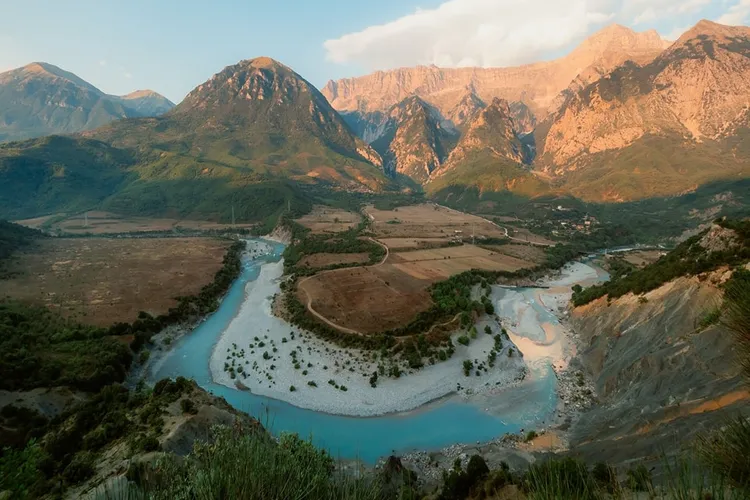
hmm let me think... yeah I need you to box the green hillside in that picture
[0,58,390,223]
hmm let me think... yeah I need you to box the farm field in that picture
[365,203,507,239]
[619,249,666,268]
[15,211,253,235]
[377,237,455,250]
[298,263,433,334]
[297,252,370,268]
[390,244,538,280]
[0,237,232,325]
[480,243,548,263]
[292,204,556,334]
[295,205,361,233]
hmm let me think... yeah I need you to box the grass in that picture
[108,426,389,500]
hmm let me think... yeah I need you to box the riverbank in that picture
[399,261,604,480]
[208,247,527,417]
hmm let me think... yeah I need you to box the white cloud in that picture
[717,0,750,25]
[124,71,133,79]
[324,0,613,70]
[324,0,730,71]
[99,59,107,67]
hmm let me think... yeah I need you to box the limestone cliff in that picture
[368,96,459,183]
[535,21,750,201]
[427,98,549,196]
[322,24,668,121]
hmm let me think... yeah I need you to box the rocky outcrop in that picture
[568,267,748,467]
[69,384,262,499]
[427,98,549,196]
[368,96,458,183]
[322,24,668,121]
[537,21,750,189]
[435,98,526,174]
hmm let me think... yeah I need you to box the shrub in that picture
[591,462,618,492]
[62,451,96,484]
[180,398,197,415]
[525,430,538,442]
[463,360,473,376]
[457,335,470,346]
[525,458,597,500]
[697,416,750,489]
[0,440,45,497]
[128,425,380,499]
[484,325,492,335]
[627,464,653,492]
[307,381,317,387]
[289,386,296,392]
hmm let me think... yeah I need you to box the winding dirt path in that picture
[296,237,389,336]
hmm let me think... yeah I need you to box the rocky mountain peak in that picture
[0,62,102,94]
[446,88,486,129]
[178,56,311,112]
[122,89,164,99]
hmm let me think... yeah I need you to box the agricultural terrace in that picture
[286,204,548,337]
[366,203,508,240]
[294,205,361,234]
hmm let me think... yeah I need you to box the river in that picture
[149,239,608,463]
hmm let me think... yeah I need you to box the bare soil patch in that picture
[297,264,434,334]
[297,252,370,268]
[15,211,253,235]
[378,237,453,250]
[621,250,666,268]
[0,238,231,326]
[389,244,537,280]
[366,204,507,239]
[295,205,361,234]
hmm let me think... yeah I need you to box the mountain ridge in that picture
[0,62,174,142]
[321,23,670,121]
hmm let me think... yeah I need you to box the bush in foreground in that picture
[128,425,383,500]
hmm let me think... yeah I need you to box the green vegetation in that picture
[0,219,40,271]
[282,215,384,276]
[0,378,197,498]
[0,301,132,392]
[573,220,750,306]
[695,268,750,489]
[125,426,406,500]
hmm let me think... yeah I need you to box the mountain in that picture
[445,88,486,130]
[117,89,175,116]
[0,62,174,142]
[535,20,750,202]
[0,57,389,220]
[322,24,669,122]
[364,96,458,183]
[426,98,549,197]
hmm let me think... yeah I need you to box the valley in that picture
[1,9,750,499]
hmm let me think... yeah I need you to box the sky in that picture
[1,0,748,103]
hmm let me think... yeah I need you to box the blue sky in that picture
[1,0,747,103]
